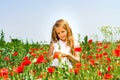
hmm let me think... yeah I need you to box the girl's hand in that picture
[53,52,62,59]
[61,53,70,57]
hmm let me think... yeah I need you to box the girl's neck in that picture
[60,39,66,42]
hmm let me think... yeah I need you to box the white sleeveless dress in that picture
[51,40,79,68]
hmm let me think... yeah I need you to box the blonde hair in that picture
[51,19,75,54]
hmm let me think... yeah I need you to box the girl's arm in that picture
[69,52,80,62]
[62,41,80,63]
[47,41,54,61]
[62,52,80,63]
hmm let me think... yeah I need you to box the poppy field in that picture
[0,27,120,80]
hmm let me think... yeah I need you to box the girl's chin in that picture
[61,39,66,41]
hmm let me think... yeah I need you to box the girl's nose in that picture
[60,33,63,36]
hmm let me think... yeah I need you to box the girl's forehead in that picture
[55,26,66,31]
[55,27,65,30]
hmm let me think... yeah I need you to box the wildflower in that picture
[47,67,55,74]
[97,70,102,76]
[97,48,102,52]
[30,48,35,52]
[75,62,82,68]
[21,57,31,66]
[96,53,103,59]
[106,57,111,64]
[103,44,109,49]
[103,52,108,57]
[9,71,14,76]
[74,47,82,52]
[53,52,61,59]
[112,49,120,56]
[97,41,102,46]
[23,56,29,61]
[4,56,10,61]
[107,65,113,73]
[74,68,79,74]
[13,52,18,56]
[29,52,36,57]
[40,48,43,50]
[0,68,8,79]
[36,55,45,64]
[88,39,92,44]
[82,54,86,59]
[117,44,120,50]
[14,65,24,74]
[43,51,48,55]
[69,68,73,73]
[87,55,93,60]
[89,59,95,66]
[104,73,112,79]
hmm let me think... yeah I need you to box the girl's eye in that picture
[62,31,64,33]
[57,33,60,35]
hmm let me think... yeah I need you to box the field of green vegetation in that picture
[0,26,120,80]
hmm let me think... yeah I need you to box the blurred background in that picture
[0,0,120,43]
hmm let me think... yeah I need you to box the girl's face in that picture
[55,26,67,41]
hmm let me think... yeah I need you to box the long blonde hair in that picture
[51,19,75,54]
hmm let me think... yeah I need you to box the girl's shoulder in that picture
[50,41,57,44]
[50,40,60,46]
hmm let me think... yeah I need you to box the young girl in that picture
[47,19,80,68]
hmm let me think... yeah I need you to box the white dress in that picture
[51,40,79,68]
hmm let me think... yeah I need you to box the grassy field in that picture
[0,35,120,80]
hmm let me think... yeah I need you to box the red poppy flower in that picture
[88,39,92,44]
[104,73,112,79]
[13,52,18,56]
[29,52,36,57]
[97,42,102,46]
[40,48,43,50]
[0,68,8,79]
[14,65,24,74]
[82,54,86,59]
[53,52,61,59]
[30,48,35,52]
[36,55,45,64]
[74,68,79,74]
[23,56,29,61]
[21,57,31,66]
[89,59,95,66]
[74,47,82,52]
[97,48,102,52]
[112,49,120,56]
[106,57,111,64]
[47,67,55,74]
[97,70,102,76]
[69,68,73,73]
[107,66,111,72]
[4,56,10,61]
[103,52,108,57]
[75,62,82,68]
[87,55,93,59]
[117,44,120,50]
[43,51,48,55]
[103,44,109,49]
[96,53,103,59]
